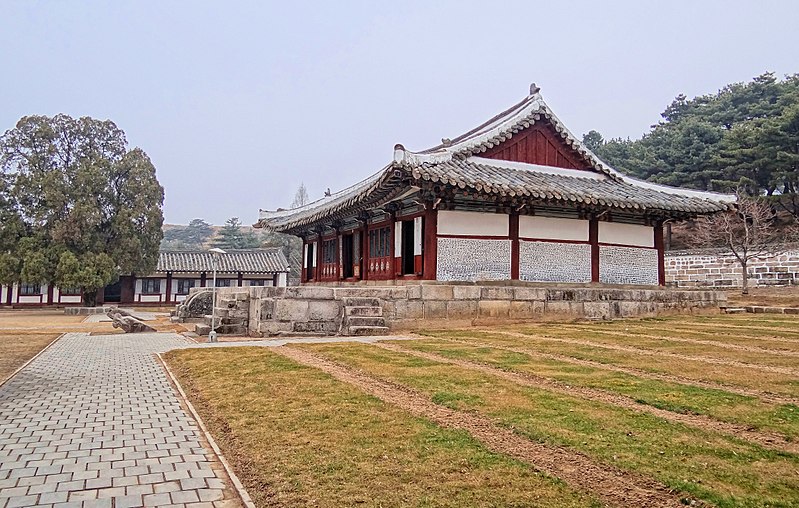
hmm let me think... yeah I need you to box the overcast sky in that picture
[2,1,798,225]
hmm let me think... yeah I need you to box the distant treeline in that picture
[584,73,799,218]
[161,218,302,283]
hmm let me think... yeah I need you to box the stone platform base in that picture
[64,306,107,315]
[196,283,727,337]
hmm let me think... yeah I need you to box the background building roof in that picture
[156,249,290,274]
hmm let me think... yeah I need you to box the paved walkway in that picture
[0,333,237,508]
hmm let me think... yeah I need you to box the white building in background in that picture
[0,248,290,307]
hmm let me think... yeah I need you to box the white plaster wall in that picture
[394,221,402,257]
[599,222,654,248]
[312,242,317,267]
[59,295,82,304]
[437,238,512,281]
[519,216,589,242]
[437,211,508,237]
[138,294,162,303]
[0,285,7,305]
[520,241,592,283]
[303,244,308,269]
[277,272,287,287]
[414,217,423,255]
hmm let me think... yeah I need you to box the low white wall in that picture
[519,216,588,242]
[599,222,653,248]
[437,211,508,237]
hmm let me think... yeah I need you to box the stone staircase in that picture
[194,292,249,336]
[342,297,389,336]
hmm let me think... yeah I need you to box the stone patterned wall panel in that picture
[666,248,799,287]
[600,246,659,285]
[437,238,511,281]
[519,241,591,283]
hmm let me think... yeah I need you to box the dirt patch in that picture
[492,330,799,376]
[274,345,702,508]
[727,286,799,308]
[435,335,799,407]
[376,342,798,455]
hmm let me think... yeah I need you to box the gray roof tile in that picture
[157,249,289,274]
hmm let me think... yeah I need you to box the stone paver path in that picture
[0,332,238,508]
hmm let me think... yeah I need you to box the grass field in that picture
[165,314,799,508]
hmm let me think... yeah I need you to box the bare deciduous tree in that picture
[291,183,309,208]
[695,193,799,294]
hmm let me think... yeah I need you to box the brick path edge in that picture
[0,333,65,389]
[156,353,256,508]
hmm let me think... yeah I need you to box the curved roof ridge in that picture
[259,165,390,220]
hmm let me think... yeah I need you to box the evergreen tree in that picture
[211,217,261,249]
[0,114,164,305]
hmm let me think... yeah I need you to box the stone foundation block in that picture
[406,285,422,300]
[308,300,341,321]
[424,301,448,319]
[274,299,310,322]
[259,321,294,335]
[583,302,612,320]
[513,287,546,301]
[478,300,511,318]
[545,301,583,316]
[294,321,339,334]
[452,286,481,300]
[447,300,478,319]
[481,287,514,300]
[287,286,335,300]
[421,285,454,301]
[395,300,424,319]
[509,301,540,319]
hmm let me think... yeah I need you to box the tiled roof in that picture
[258,86,734,232]
[411,158,730,214]
[156,249,290,274]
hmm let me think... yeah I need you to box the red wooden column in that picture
[509,213,520,280]
[5,286,11,306]
[316,234,324,282]
[361,222,369,281]
[165,272,173,303]
[237,272,244,287]
[654,222,666,286]
[46,284,54,305]
[422,206,438,280]
[200,273,207,287]
[589,218,600,283]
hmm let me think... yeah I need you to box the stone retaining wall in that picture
[666,248,799,288]
[206,283,725,337]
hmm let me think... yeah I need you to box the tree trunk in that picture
[82,288,97,307]
[740,261,749,295]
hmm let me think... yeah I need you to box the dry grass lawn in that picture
[165,313,799,508]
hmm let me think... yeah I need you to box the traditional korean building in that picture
[0,248,289,307]
[257,85,732,286]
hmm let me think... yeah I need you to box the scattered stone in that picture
[106,307,157,333]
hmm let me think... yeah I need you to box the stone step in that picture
[342,297,382,308]
[345,306,383,317]
[346,316,385,327]
[723,307,746,314]
[347,325,390,336]
[195,323,211,336]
